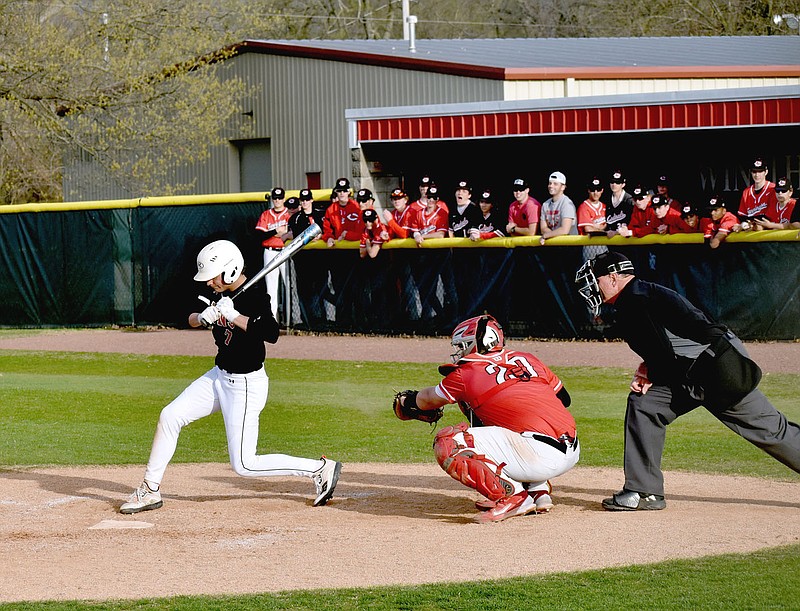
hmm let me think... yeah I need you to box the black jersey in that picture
[210,286,280,374]
[475,210,507,237]
[288,209,324,236]
[605,193,634,232]
[449,202,482,237]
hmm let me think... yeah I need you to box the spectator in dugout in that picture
[359,208,387,259]
[605,170,634,238]
[322,177,363,246]
[675,204,702,233]
[737,157,777,229]
[469,188,507,241]
[656,174,682,212]
[628,185,658,237]
[539,171,578,244]
[449,179,482,238]
[383,187,417,239]
[751,177,796,230]
[507,177,541,236]
[652,194,685,234]
[702,195,738,249]
[577,177,607,236]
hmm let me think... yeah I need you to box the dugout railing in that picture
[1,195,798,340]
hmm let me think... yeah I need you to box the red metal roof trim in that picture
[356,97,800,142]
[238,40,506,80]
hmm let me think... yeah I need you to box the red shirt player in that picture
[410,185,449,247]
[577,177,607,236]
[411,175,448,214]
[359,208,388,259]
[738,157,778,226]
[395,315,579,523]
[702,195,738,249]
[753,176,797,229]
[322,177,363,246]
[628,186,658,237]
[383,187,418,239]
[651,195,686,234]
[255,186,293,320]
[507,177,541,236]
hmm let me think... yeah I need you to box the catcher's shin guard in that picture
[433,424,515,502]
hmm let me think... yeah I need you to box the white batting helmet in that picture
[193,240,244,284]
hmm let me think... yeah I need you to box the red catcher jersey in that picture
[255,208,291,248]
[435,349,576,438]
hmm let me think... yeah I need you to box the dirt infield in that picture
[1,330,799,603]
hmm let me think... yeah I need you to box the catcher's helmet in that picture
[450,314,504,362]
[194,240,244,284]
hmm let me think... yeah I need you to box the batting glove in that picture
[198,305,221,328]
[217,296,240,323]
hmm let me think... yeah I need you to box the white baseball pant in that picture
[143,366,321,488]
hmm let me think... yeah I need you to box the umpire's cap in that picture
[592,251,635,278]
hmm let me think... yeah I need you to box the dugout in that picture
[0,196,797,340]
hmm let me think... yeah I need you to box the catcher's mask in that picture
[194,240,244,284]
[575,252,635,315]
[450,314,504,362]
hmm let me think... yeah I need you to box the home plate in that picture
[89,519,154,530]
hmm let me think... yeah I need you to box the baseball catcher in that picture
[392,314,579,523]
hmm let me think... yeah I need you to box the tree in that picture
[0,0,290,203]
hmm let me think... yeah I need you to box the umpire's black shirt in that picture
[612,278,727,385]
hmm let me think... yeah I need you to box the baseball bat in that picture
[234,222,322,299]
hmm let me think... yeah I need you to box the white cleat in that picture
[313,457,342,506]
[532,491,554,513]
[120,482,163,514]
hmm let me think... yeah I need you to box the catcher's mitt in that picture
[392,390,444,424]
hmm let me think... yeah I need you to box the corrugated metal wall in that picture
[229,53,505,191]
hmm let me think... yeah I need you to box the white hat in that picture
[549,171,566,185]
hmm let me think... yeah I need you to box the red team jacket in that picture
[435,349,576,439]
[629,205,658,237]
[655,207,696,234]
[322,198,363,242]
[255,208,292,249]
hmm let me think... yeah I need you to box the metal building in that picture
[63,36,800,204]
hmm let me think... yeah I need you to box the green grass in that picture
[1,349,799,609]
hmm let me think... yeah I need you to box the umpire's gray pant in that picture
[623,384,800,496]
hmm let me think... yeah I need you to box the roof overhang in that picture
[346,86,800,146]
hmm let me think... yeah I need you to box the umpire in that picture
[575,251,800,511]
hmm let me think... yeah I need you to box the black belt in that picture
[531,433,577,454]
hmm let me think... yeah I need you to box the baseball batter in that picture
[393,315,579,523]
[120,239,342,514]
